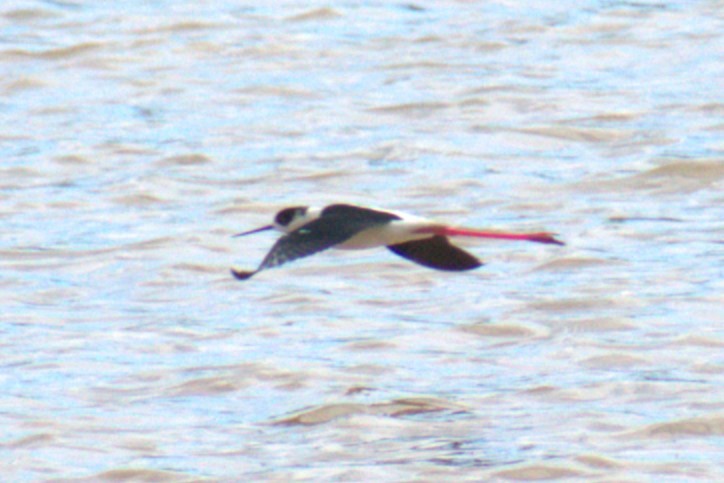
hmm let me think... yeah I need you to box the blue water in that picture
[2,0,723,480]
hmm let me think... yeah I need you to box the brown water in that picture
[2,1,723,480]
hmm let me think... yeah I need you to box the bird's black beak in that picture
[232,225,273,237]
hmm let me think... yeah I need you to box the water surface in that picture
[1,0,722,480]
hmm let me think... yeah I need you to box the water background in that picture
[2,1,723,480]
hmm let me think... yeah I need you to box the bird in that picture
[230,203,563,280]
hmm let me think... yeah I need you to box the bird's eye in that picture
[275,209,294,226]
[274,206,307,227]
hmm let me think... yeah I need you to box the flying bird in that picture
[230,203,563,280]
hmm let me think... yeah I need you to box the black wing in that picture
[387,236,483,271]
[321,204,402,223]
[232,213,392,281]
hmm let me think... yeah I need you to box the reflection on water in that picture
[1,0,722,480]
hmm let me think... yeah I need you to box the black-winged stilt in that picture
[231,203,563,280]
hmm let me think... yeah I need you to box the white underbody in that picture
[337,220,437,249]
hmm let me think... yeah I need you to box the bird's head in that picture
[233,205,312,237]
[272,206,311,232]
